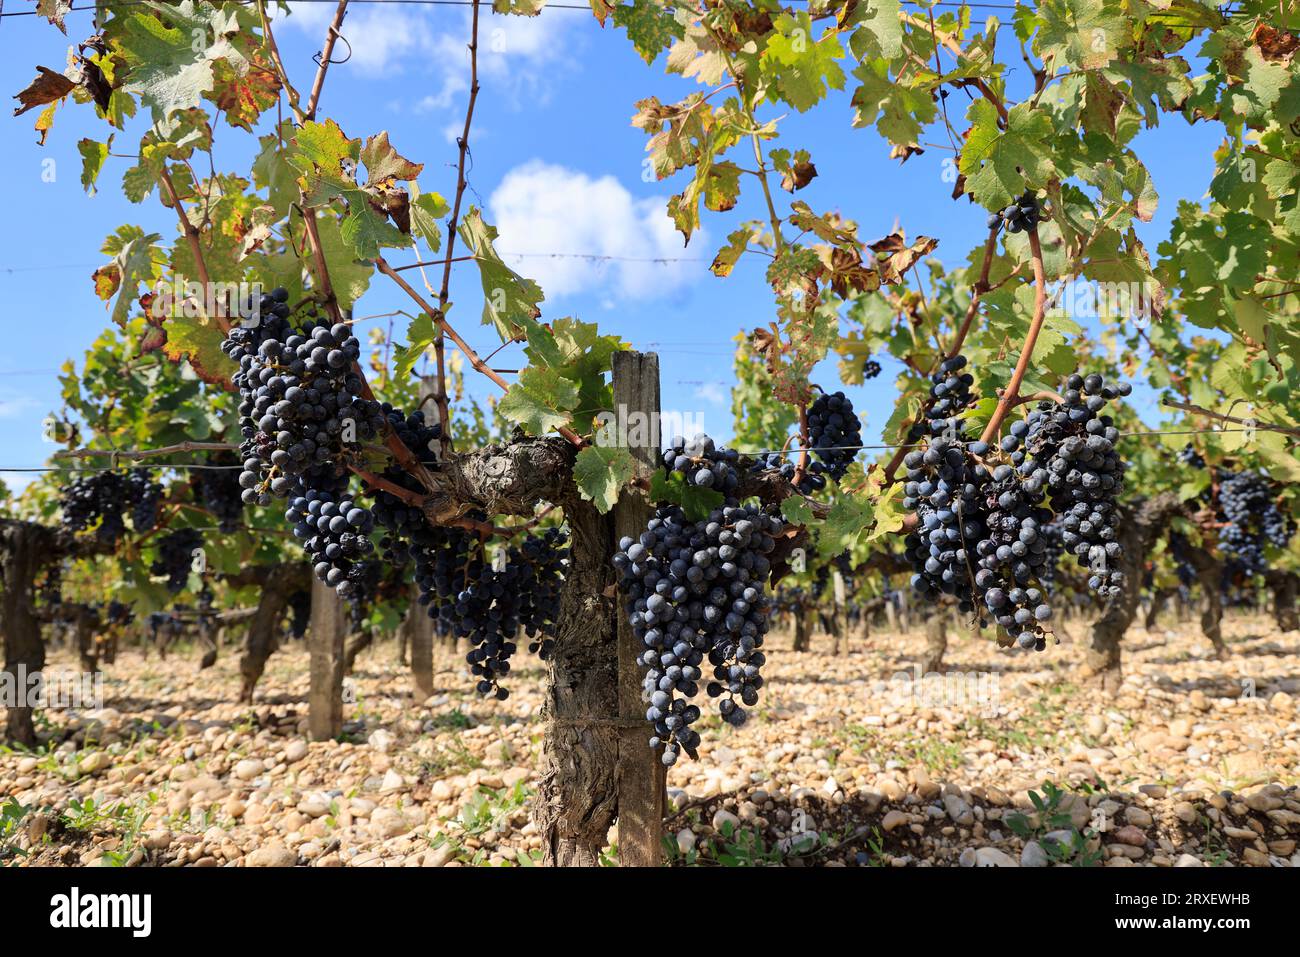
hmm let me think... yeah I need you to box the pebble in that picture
[973,847,1018,867]
[246,845,297,867]
[1020,841,1048,867]
[233,759,264,782]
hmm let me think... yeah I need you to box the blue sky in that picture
[0,3,1224,492]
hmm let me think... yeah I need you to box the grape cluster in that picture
[1168,530,1196,588]
[662,434,740,495]
[1178,444,1206,469]
[287,475,378,600]
[222,288,386,506]
[60,469,164,544]
[126,470,164,532]
[1010,373,1130,601]
[195,454,246,533]
[1218,469,1291,576]
[287,589,312,638]
[807,390,862,482]
[862,358,882,380]
[105,600,134,628]
[906,355,977,445]
[151,527,203,594]
[904,364,1131,649]
[369,405,442,564]
[37,563,63,608]
[412,524,569,699]
[613,503,783,766]
[516,527,568,661]
[986,190,1040,234]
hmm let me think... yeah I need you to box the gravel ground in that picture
[2,611,1297,867]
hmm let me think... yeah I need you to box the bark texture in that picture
[920,613,948,674]
[1,521,57,745]
[1082,494,1183,691]
[791,604,810,652]
[1183,549,1226,657]
[237,563,308,703]
[1265,570,1299,632]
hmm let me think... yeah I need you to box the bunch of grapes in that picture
[516,527,568,661]
[1178,444,1206,469]
[125,469,165,532]
[1008,373,1130,601]
[1217,469,1291,576]
[612,502,783,766]
[105,600,134,627]
[903,362,1131,649]
[409,523,569,699]
[862,358,882,380]
[151,527,203,593]
[987,190,1040,233]
[195,453,246,533]
[286,473,378,599]
[1168,530,1196,588]
[287,589,312,638]
[369,405,442,564]
[222,287,386,506]
[344,560,385,629]
[36,563,63,608]
[662,434,740,495]
[806,390,863,482]
[60,469,164,544]
[906,354,977,446]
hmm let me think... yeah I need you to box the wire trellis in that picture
[2,425,1285,476]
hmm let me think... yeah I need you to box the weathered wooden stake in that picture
[612,350,667,866]
[308,576,346,741]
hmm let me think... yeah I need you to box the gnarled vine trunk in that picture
[1082,494,1182,691]
[2,521,57,746]
[238,563,307,703]
[920,612,948,674]
[343,628,374,675]
[1144,586,1177,631]
[1184,549,1226,657]
[1265,570,1299,632]
[791,604,810,651]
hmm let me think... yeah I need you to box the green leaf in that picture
[819,493,876,555]
[780,496,814,525]
[761,12,847,113]
[311,211,374,310]
[612,0,684,64]
[573,445,636,514]
[410,187,449,253]
[959,100,1056,208]
[648,470,723,521]
[497,366,580,434]
[458,207,545,341]
[117,0,250,121]
[77,137,111,195]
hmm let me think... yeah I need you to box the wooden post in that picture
[308,576,346,741]
[408,375,439,699]
[612,351,666,866]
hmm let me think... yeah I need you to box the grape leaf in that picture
[497,366,580,435]
[761,12,847,113]
[117,1,250,122]
[649,470,723,522]
[458,207,545,341]
[162,314,236,387]
[959,100,1057,209]
[77,137,112,195]
[574,445,636,514]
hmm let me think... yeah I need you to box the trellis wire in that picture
[2,425,1283,475]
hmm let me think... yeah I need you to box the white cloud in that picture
[279,6,576,104]
[0,395,37,419]
[694,382,727,405]
[487,161,705,302]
